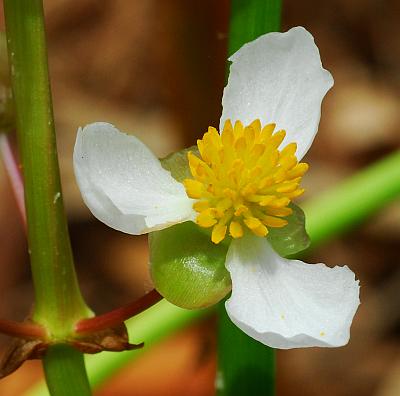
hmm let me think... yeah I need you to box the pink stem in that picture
[0,318,46,339]
[0,133,26,226]
[75,289,163,334]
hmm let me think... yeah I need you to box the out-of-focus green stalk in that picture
[217,304,275,396]
[303,150,400,250]
[43,345,91,396]
[3,0,91,394]
[217,1,281,395]
[24,300,209,396]
[228,0,281,55]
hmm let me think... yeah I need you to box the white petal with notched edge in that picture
[225,234,360,349]
[74,122,196,234]
[220,26,334,160]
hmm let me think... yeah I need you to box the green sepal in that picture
[149,221,231,309]
[160,145,198,183]
[266,203,310,257]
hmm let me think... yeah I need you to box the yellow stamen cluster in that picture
[183,119,308,244]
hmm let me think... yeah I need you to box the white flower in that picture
[73,27,360,349]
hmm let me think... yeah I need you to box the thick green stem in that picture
[217,1,281,395]
[217,304,275,396]
[43,345,91,396]
[3,0,91,337]
[3,0,92,395]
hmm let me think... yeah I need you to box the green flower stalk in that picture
[3,0,92,394]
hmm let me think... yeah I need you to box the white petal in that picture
[225,235,360,349]
[220,26,333,160]
[73,122,195,234]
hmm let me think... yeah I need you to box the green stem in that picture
[303,150,400,249]
[3,0,92,394]
[3,0,91,338]
[43,345,91,396]
[217,304,275,396]
[228,0,281,55]
[217,1,281,395]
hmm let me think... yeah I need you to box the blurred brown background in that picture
[0,0,400,395]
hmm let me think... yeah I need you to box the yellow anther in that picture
[247,194,266,203]
[259,195,276,206]
[269,197,291,208]
[187,151,200,174]
[212,223,227,244]
[260,123,275,141]
[229,221,244,239]
[280,142,297,158]
[206,126,221,147]
[234,136,247,152]
[276,182,299,193]
[196,139,208,163]
[273,169,287,184]
[251,144,266,157]
[244,125,256,143]
[258,176,274,189]
[234,205,248,217]
[223,119,234,131]
[269,130,286,148]
[233,120,244,136]
[197,209,217,228]
[183,179,203,199]
[279,155,298,171]
[221,122,234,146]
[244,217,263,230]
[287,163,309,178]
[287,188,305,199]
[252,224,269,237]
[183,119,308,243]
[249,166,262,179]
[249,119,262,132]
[241,184,257,197]
[223,188,237,200]
[262,216,288,228]
[266,207,293,217]
[216,198,232,212]
[193,201,209,212]
[232,158,244,171]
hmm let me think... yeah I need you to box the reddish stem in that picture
[0,134,26,226]
[75,289,163,334]
[0,318,46,339]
